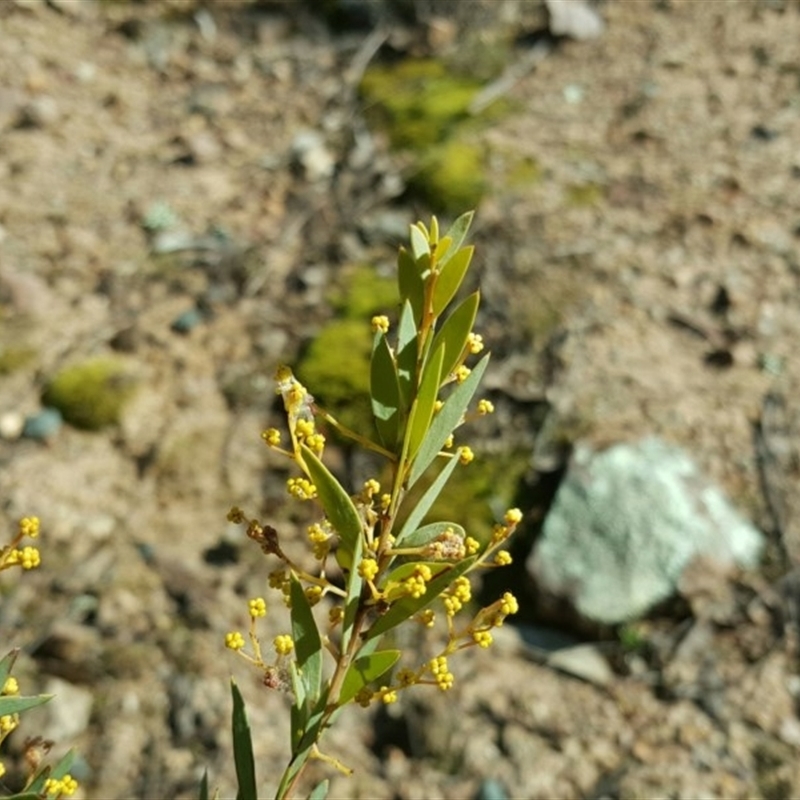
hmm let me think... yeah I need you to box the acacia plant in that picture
[0,517,78,800]
[221,212,521,800]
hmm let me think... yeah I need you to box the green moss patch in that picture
[409,139,488,215]
[360,59,481,151]
[329,264,398,320]
[42,357,136,431]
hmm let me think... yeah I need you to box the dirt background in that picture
[1,1,800,798]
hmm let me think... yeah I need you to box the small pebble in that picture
[170,308,204,334]
[0,411,24,440]
[21,407,63,441]
[474,778,509,800]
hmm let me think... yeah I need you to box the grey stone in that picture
[528,437,764,624]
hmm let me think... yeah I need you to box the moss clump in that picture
[360,59,482,151]
[295,319,373,435]
[42,357,136,431]
[329,264,398,320]
[410,139,487,214]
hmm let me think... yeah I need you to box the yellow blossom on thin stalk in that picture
[357,558,379,582]
[249,597,267,618]
[477,398,494,415]
[261,428,282,447]
[2,677,19,695]
[467,332,484,354]
[19,516,40,538]
[371,315,390,334]
[0,714,19,733]
[274,635,294,656]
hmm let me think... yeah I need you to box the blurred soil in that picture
[1,1,800,798]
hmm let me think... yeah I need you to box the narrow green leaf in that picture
[230,680,257,800]
[338,650,401,705]
[341,532,364,652]
[433,235,452,264]
[198,770,210,800]
[0,694,52,716]
[395,454,461,546]
[407,353,489,488]
[440,211,474,265]
[431,290,480,382]
[309,780,330,800]
[289,664,305,750]
[432,245,473,317]
[290,573,323,705]
[409,224,430,259]
[370,333,401,448]
[290,695,329,757]
[301,445,363,571]
[398,521,466,550]
[398,247,425,326]
[429,215,439,244]
[405,344,444,463]
[0,649,17,686]
[396,300,418,412]
[365,557,477,641]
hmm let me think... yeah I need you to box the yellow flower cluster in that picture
[362,478,380,499]
[2,677,19,695]
[371,315,390,334]
[5,546,41,570]
[273,635,294,656]
[44,775,79,798]
[458,446,474,465]
[307,522,331,561]
[248,597,267,618]
[455,365,471,384]
[442,576,471,617]
[269,569,290,594]
[477,398,494,416]
[0,714,18,733]
[357,558,379,581]
[378,686,397,704]
[429,656,454,691]
[305,585,323,606]
[225,631,245,651]
[403,564,432,599]
[465,536,480,555]
[19,516,40,538]
[467,332,484,354]
[295,418,325,455]
[287,476,317,500]
[500,592,519,617]
[2,517,43,572]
